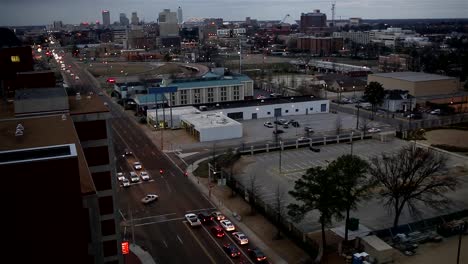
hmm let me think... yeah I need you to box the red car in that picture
[211,226,225,238]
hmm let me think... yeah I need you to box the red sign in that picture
[121,241,129,255]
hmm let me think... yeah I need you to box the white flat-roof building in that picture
[147,106,200,128]
[181,113,242,142]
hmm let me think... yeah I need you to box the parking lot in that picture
[233,138,468,233]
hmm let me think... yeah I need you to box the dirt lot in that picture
[85,62,190,77]
[422,129,468,148]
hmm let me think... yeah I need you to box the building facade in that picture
[297,36,343,55]
[300,9,327,33]
[177,7,183,24]
[119,13,129,26]
[332,31,370,45]
[131,12,139,25]
[369,28,417,47]
[102,10,111,27]
[216,28,246,38]
[159,9,179,37]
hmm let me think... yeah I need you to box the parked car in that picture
[273,129,284,134]
[140,171,150,181]
[430,109,441,115]
[123,149,133,156]
[211,226,225,238]
[297,137,310,142]
[211,211,226,221]
[248,248,268,262]
[304,126,314,133]
[130,172,140,183]
[368,127,381,133]
[283,123,289,129]
[220,220,235,231]
[309,146,320,152]
[263,121,273,128]
[232,232,249,245]
[122,178,130,187]
[197,212,214,224]
[117,172,126,181]
[185,213,201,227]
[133,162,142,170]
[141,194,158,204]
[290,120,300,127]
[223,244,240,258]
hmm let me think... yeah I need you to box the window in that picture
[285,110,289,113]
[91,172,112,191]
[267,112,271,115]
[170,92,176,106]
[233,86,240,100]
[98,196,114,215]
[310,107,313,111]
[103,240,118,257]
[220,87,227,101]
[193,89,201,104]
[101,219,116,236]
[295,109,299,112]
[207,88,214,103]
[11,56,20,62]
[180,90,188,105]
[321,103,327,112]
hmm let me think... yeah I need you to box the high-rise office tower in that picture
[159,9,179,37]
[131,12,139,25]
[102,10,110,27]
[177,7,183,24]
[119,13,129,26]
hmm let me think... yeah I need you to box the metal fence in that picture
[224,174,319,259]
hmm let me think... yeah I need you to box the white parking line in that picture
[177,235,184,244]
[134,217,185,227]
[162,240,168,248]
[185,207,216,213]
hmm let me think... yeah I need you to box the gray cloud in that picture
[1,0,467,26]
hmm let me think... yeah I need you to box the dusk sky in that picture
[1,0,467,26]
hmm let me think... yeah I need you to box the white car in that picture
[211,211,226,221]
[75,76,80,80]
[232,232,249,245]
[117,172,126,181]
[141,194,158,204]
[264,122,273,128]
[133,162,142,170]
[140,171,150,181]
[122,178,130,187]
[297,137,310,142]
[185,213,201,227]
[220,220,235,232]
[430,109,441,115]
[130,172,140,183]
[368,128,381,133]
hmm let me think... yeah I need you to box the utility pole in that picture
[239,37,242,74]
[279,141,282,173]
[129,205,135,244]
[356,105,360,129]
[457,222,465,264]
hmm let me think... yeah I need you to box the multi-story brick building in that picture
[297,36,344,55]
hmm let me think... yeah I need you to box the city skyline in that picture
[1,0,467,26]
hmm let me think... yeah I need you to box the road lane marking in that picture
[119,209,127,221]
[182,222,217,264]
[163,240,168,248]
[200,224,236,264]
[132,213,176,221]
[151,151,156,156]
[185,207,216,213]
[134,217,185,227]
[177,235,184,244]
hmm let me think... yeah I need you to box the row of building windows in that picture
[171,86,244,105]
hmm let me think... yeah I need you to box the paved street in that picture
[63,54,261,264]
[234,138,468,233]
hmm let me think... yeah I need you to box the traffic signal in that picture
[184,171,188,177]
[121,241,129,255]
[159,169,164,175]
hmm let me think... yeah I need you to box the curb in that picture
[130,243,157,264]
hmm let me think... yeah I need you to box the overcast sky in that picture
[1,0,467,26]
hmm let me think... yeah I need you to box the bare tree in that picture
[335,115,343,135]
[248,173,260,215]
[369,145,459,228]
[273,184,287,239]
[359,117,370,136]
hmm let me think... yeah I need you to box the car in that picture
[368,128,381,133]
[222,244,240,258]
[211,211,226,221]
[257,95,266,99]
[133,162,142,170]
[117,172,126,181]
[263,121,273,128]
[211,226,225,237]
[297,137,310,143]
[122,149,133,157]
[220,220,235,231]
[185,213,202,227]
[430,109,441,115]
[304,126,314,133]
[283,123,289,129]
[130,172,140,183]
[273,129,284,134]
[290,121,300,127]
[141,194,158,204]
[98,91,104,96]
[75,76,80,80]
[406,112,422,119]
[122,178,130,187]
[140,171,150,181]
[309,146,320,152]
[197,212,214,223]
[248,248,268,262]
[232,232,249,245]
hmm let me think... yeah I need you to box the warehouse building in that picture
[368,72,459,98]
[180,113,242,142]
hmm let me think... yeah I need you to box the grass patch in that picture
[193,159,210,178]
[431,144,468,153]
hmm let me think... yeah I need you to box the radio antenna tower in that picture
[331,2,336,28]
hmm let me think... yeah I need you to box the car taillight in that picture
[257,257,266,261]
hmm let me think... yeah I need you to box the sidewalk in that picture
[126,243,156,264]
[181,156,311,264]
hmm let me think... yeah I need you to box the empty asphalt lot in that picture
[234,138,468,233]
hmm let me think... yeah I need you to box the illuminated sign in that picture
[121,241,129,255]
[11,56,20,63]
